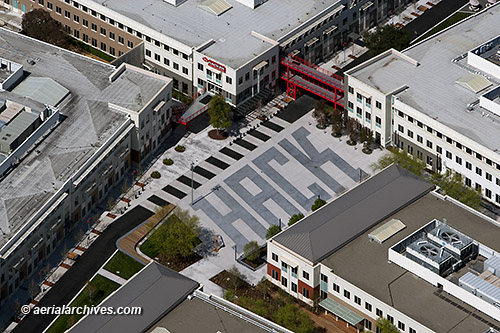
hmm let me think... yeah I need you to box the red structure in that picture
[281,54,344,109]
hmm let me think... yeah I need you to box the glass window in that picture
[365,302,372,311]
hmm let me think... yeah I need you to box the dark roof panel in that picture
[70,262,199,333]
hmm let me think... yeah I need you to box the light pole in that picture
[191,161,195,205]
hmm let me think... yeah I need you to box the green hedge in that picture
[70,38,115,62]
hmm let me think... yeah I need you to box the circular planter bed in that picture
[151,171,161,179]
[163,158,174,166]
[316,124,327,130]
[331,132,342,138]
[362,147,373,154]
[346,140,357,146]
[175,145,185,152]
[208,129,229,140]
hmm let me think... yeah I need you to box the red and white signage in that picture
[202,57,226,73]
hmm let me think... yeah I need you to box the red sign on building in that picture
[202,57,226,73]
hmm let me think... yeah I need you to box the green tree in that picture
[22,9,69,47]
[364,25,410,56]
[158,209,200,258]
[432,171,481,210]
[331,107,343,137]
[288,213,304,226]
[227,265,244,292]
[208,95,232,135]
[373,149,426,176]
[275,303,315,333]
[376,317,399,333]
[266,225,282,239]
[311,197,326,211]
[346,118,359,144]
[243,241,260,261]
[312,100,329,129]
[224,289,235,302]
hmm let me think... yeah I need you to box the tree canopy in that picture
[288,213,304,226]
[266,225,282,239]
[364,25,410,56]
[275,303,315,333]
[208,95,232,134]
[22,9,69,47]
[157,208,201,258]
[243,241,260,261]
[312,100,330,129]
[311,197,326,211]
[376,317,399,333]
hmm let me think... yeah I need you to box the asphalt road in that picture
[402,0,469,41]
[13,206,154,333]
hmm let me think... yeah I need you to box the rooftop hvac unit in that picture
[427,223,477,261]
[406,238,454,276]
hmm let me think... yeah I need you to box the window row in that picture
[398,123,500,188]
[330,280,416,333]
[39,0,190,60]
[348,86,382,109]
[146,50,189,75]
[396,109,498,170]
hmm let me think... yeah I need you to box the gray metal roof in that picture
[272,165,435,263]
[70,262,199,333]
[11,77,69,106]
[347,3,500,152]
[91,0,343,68]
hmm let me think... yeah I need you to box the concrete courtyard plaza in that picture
[177,112,385,251]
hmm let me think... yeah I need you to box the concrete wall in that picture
[389,247,500,321]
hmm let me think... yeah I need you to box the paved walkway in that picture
[117,203,176,264]
[97,269,127,285]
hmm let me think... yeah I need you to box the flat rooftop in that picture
[91,0,343,68]
[347,3,500,152]
[0,28,168,251]
[321,193,500,332]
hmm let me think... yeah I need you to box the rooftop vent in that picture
[456,73,492,93]
[198,0,232,16]
[368,219,406,244]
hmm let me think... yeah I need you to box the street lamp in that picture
[191,161,194,205]
[191,160,198,204]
